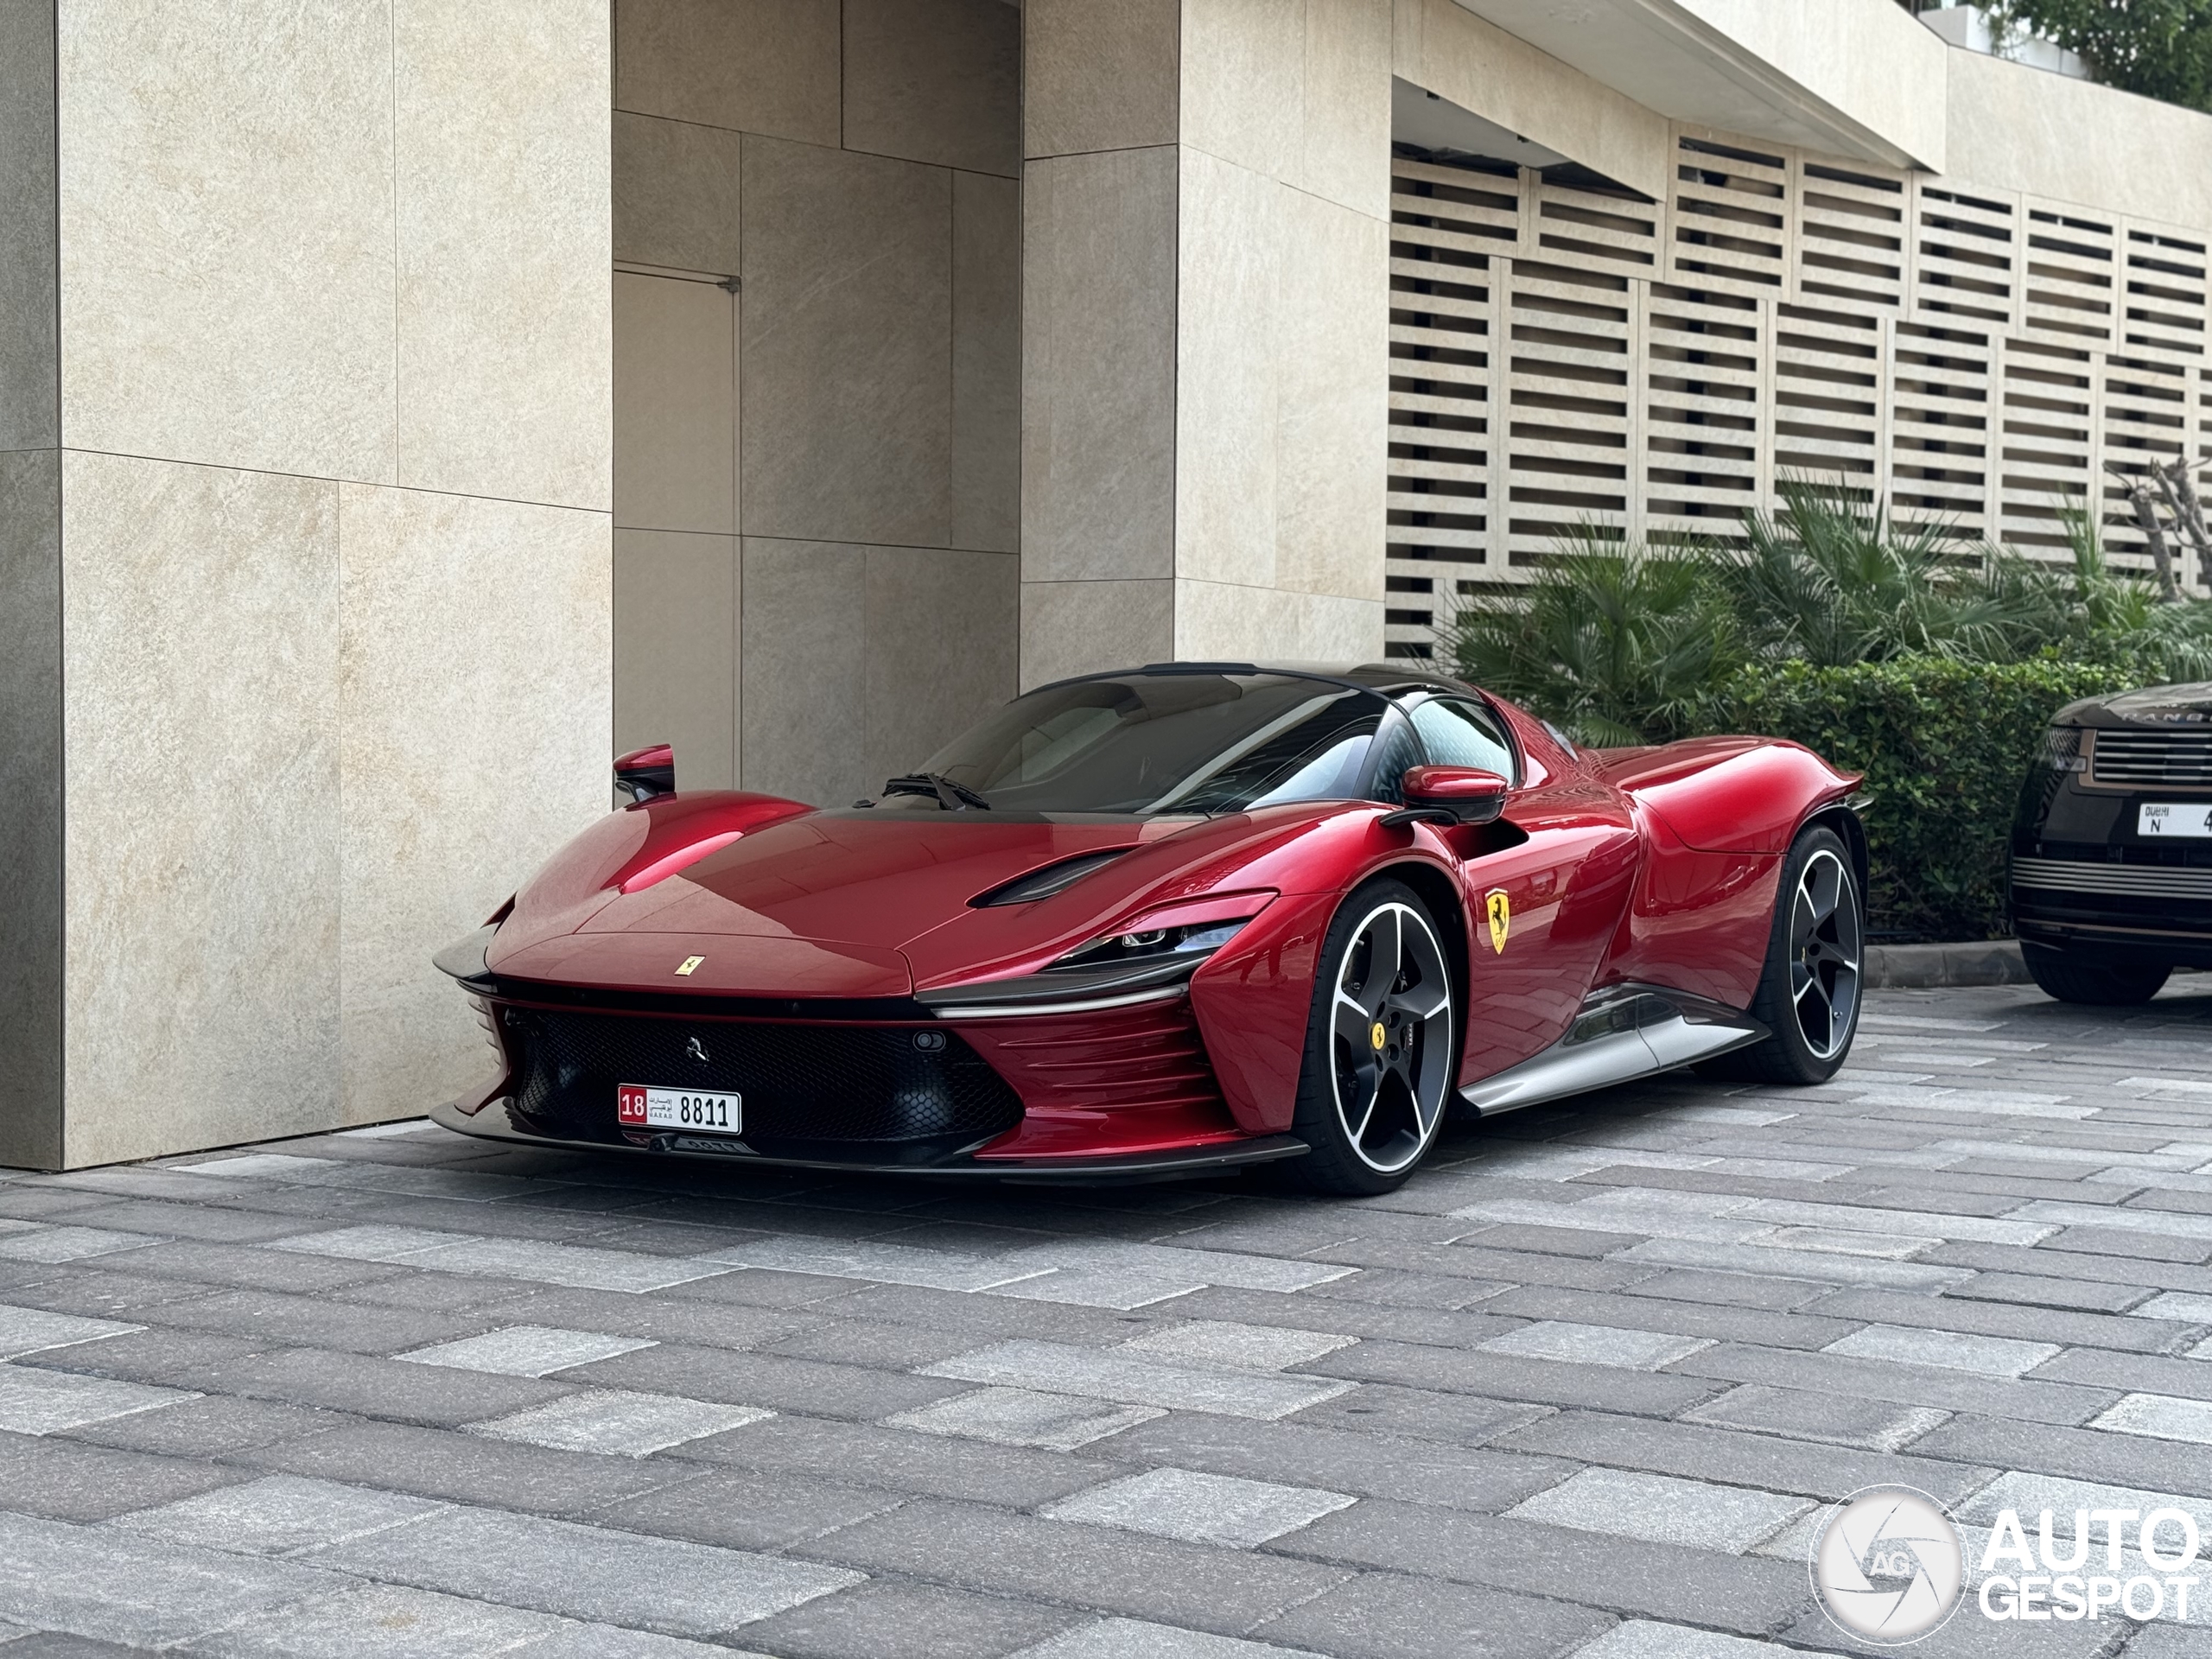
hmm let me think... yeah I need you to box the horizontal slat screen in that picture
[1385,127,2212,659]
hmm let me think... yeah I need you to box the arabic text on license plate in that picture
[2139,803,2212,839]
[618,1084,741,1134]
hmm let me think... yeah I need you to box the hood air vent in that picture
[970,850,1133,908]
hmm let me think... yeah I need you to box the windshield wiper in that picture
[880,772,992,810]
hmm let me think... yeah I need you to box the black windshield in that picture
[887,672,1393,815]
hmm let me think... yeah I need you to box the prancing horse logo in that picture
[685,1036,710,1065]
[1485,888,1510,954]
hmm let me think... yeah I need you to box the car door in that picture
[1408,696,1638,1083]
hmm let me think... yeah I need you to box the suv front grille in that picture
[501,1007,1024,1157]
[2091,728,2212,788]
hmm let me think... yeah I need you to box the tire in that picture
[2022,942,2170,1005]
[1288,879,1459,1196]
[1698,824,1865,1085]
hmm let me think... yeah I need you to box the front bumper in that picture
[429,1096,1306,1182]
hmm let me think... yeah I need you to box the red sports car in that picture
[432,663,1865,1194]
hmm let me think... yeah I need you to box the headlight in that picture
[2040,727,2087,773]
[1054,918,1253,969]
[1049,892,1275,972]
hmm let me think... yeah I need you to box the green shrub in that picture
[1706,658,2144,941]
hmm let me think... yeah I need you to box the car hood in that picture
[2056,682,2212,728]
[484,799,1338,997]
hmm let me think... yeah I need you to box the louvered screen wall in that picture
[1385,126,2212,658]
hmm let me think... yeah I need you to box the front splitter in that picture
[426,1099,1309,1184]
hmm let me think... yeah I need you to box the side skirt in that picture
[1458,983,1767,1116]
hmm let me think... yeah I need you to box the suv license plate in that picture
[2139,803,2212,839]
[618,1084,741,1135]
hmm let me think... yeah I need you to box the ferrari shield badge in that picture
[675,956,705,976]
[1484,889,1510,954]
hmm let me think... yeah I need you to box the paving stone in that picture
[144,1287,500,1357]
[2026,1345,2212,1402]
[1910,1415,2212,1499]
[756,1313,988,1371]
[1009,1620,1321,1659]
[581,1467,902,1553]
[1146,1286,1516,1351]
[305,1503,861,1636]
[1503,1467,1811,1554]
[395,1325,657,1376]
[181,1580,563,1657]
[1665,1340,2116,1426]
[193,1346,575,1427]
[232,1420,686,1517]
[1043,1466,1356,1548]
[2130,1290,2212,1322]
[1942,1270,2156,1314]
[1283,1382,1553,1448]
[923,1341,1354,1422]
[1804,1287,2188,1354]
[266,1224,474,1263]
[57,1395,343,1459]
[1820,1322,2061,1377]
[793,1498,1353,1636]
[0,1511,346,1648]
[1306,1340,1719,1414]
[0,1306,140,1360]
[563,1341,963,1421]
[2088,1391,2212,1445]
[681,1411,1119,1505]
[1275,1500,1811,1636]
[468,1389,772,1458]
[1008,1241,1356,1295]
[1608,1238,1971,1291]
[108,1473,446,1556]
[1952,1470,2212,1541]
[0,1432,246,1520]
[739,1580,1077,1659]
[438,1283,806,1348]
[1679,1384,1951,1453]
[1499,1408,1986,1506]
[121,1241,406,1297]
[798,1281,1151,1346]
[889,1387,1165,1452]
[1477,1285,1854,1351]
[1620,1269,1830,1312]
[0,1227,159,1264]
[1317,1238,1658,1293]
[699,1236,1055,1293]
[1114,1322,1355,1372]
[1090,1413,1572,1512]
[1248,1572,1615,1659]
[1565,1623,1802,1658]
[1475,1321,1713,1370]
[2048,1224,2212,1264]
[0,1363,199,1435]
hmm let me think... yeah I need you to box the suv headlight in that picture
[2040,727,2087,773]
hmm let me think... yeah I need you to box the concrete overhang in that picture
[1446,0,1948,172]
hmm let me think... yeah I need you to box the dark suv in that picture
[2012,682,2212,1002]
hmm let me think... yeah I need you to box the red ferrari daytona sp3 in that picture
[433,663,1866,1194]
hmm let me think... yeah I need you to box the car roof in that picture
[1031,660,1478,701]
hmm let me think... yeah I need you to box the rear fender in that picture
[1605,739,1859,855]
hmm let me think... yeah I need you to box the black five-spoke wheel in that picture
[1294,880,1458,1193]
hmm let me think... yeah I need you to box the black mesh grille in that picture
[502,1007,1024,1154]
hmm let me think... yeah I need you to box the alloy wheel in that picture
[1329,901,1454,1174]
[1790,849,1861,1060]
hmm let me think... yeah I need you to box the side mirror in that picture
[613,744,675,805]
[1398,765,1508,825]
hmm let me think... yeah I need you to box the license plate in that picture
[2139,803,2212,838]
[618,1084,741,1135]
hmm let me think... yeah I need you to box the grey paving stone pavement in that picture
[1,982,2209,1655]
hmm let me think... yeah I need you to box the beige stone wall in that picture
[613,0,1021,807]
[28,0,614,1166]
[1021,0,1391,685]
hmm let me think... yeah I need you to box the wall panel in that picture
[1384,122,2212,658]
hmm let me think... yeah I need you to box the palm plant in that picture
[1437,531,1745,746]
[1721,479,2049,665]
